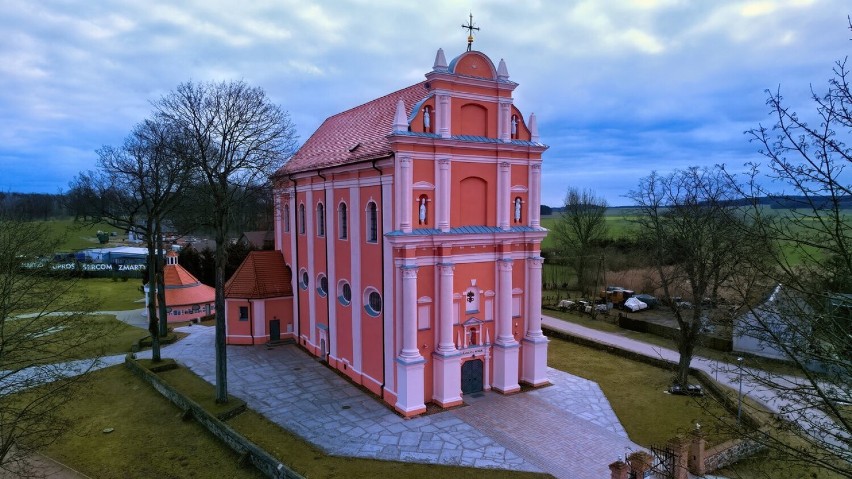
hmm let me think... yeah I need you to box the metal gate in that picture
[461,359,483,394]
[650,444,676,479]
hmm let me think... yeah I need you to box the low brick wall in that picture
[124,356,304,479]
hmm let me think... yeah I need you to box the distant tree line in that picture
[0,192,69,220]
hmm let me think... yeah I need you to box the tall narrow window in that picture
[283,205,290,232]
[338,203,348,239]
[367,202,378,243]
[317,203,325,237]
[298,204,306,235]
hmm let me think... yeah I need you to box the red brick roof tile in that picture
[276,81,428,174]
[225,250,293,299]
[162,264,215,307]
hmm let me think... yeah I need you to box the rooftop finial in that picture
[462,12,480,52]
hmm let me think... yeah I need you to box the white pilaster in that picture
[437,93,451,139]
[522,255,549,386]
[395,263,426,416]
[433,262,462,407]
[400,264,420,359]
[493,257,520,393]
[288,193,298,339]
[349,186,362,371]
[530,163,542,228]
[497,161,511,230]
[437,263,455,352]
[399,155,413,233]
[326,185,337,359]
[437,158,451,232]
[381,174,395,392]
[498,100,512,142]
[306,188,316,347]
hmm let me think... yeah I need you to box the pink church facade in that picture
[227,47,548,416]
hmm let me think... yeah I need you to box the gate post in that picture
[667,437,689,479]
[627,451,652,477]
[688,430,707,476]
[609,460,629,479]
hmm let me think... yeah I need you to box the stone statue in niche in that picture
[419,197,427,224]
[511,115,518,137]
[514,197,522,222]
[423,107,431,132]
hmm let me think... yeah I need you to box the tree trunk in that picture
[156,228,169,338]
[214,222,229,403]
[145,222,161,362]
[676,338,694,386]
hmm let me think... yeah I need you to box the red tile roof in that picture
[162,264,215,307]
[276,81,429,174]
[225,250,293,299]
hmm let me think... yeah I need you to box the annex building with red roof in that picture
[225,46,549,417]
[147,250,216,323]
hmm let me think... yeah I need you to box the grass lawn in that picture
[546,336,735,447]
[41,218,128,251]
[68,277,145,311]
[5,314,148,366]
[543,308,810,379]
[39,366,265,479]
[153,365,550,479]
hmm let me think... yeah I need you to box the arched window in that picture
[338,202,348,240]
[366,201,378,243]
[514,197,523,223]
[283,204,290,233]
[511,114,519,139]
[423,106,433,133]
[298,204,306,235]
[316,203,325,237]
[418,195,429,225]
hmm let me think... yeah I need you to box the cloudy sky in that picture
[1,0,849,206]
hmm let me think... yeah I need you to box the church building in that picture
[226,45,549,417]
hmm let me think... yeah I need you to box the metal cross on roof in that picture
[462,13,479,51]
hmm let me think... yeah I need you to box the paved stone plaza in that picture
[138,324,644,479]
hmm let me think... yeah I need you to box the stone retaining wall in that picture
[124,355,304,479]
[704,436,765,472]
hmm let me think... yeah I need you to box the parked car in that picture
[633,294,659,308]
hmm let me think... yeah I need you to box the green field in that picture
[40,218,128,251]
[67,277,145,311]
[540,209,639,250]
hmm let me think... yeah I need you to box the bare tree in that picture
[628,166,763,388]
[721,18,852,475]
[70,118,192,361]
[154,80,297,402]
[553,187,608,295]
[0,214,101,474]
